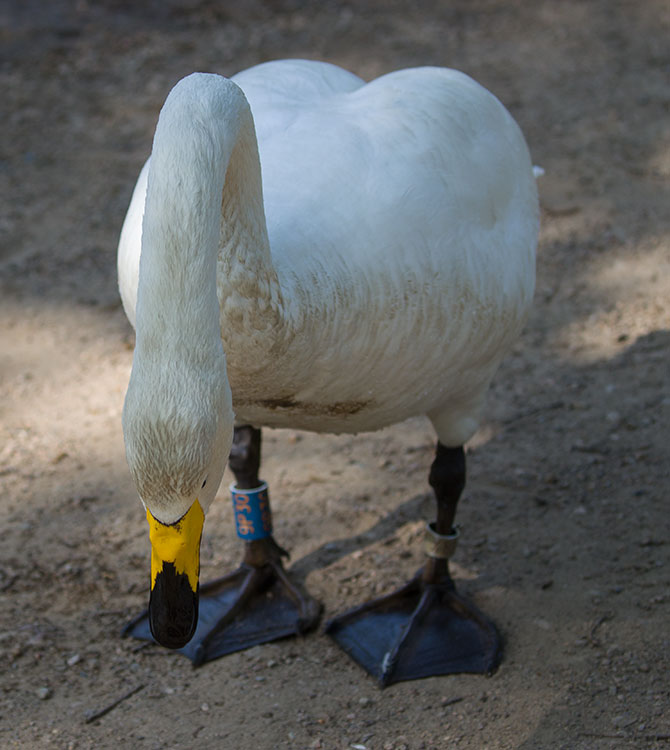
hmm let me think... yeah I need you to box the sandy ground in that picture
[1,1,669,748]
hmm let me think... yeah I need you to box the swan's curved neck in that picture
[134,74,281,364]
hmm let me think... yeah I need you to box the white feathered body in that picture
[118,60,538,453]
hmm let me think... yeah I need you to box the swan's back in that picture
[234,61,536,305]
[232,59,365,126]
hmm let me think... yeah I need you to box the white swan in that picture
[118,59,538,683]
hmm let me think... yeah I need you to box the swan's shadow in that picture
[286,491,432,587]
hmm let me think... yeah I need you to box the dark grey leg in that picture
[228,425,262,489]
[423,443,465,585]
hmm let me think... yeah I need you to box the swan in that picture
[118,59,539,685]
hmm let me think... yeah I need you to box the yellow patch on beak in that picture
[147,500,205,593]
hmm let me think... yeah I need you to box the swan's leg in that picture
[188,425,321,665]
[123,425,321,664]
[326,442,500,686]
[227,423,262,488]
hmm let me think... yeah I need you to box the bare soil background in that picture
[1,1,669,748]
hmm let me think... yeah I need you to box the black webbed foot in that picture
[326,555,500,686]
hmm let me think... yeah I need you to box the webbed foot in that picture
[326,553,500,686]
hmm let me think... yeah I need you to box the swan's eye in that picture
[201,478,207,488]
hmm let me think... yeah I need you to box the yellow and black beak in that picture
[146,500,204,649]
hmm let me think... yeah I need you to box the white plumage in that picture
[118,59,538,525]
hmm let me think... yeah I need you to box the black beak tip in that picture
[148,563,199,649]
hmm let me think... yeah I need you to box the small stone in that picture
[36,687,52,700]
[358,696,372,707]
[67,654,81,667]
[201,703,210,712]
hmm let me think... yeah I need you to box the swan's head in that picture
[122,355,234,649]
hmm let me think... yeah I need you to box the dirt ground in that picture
[1,1,669,748]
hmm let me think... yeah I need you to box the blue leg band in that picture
[230,481,273,540]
